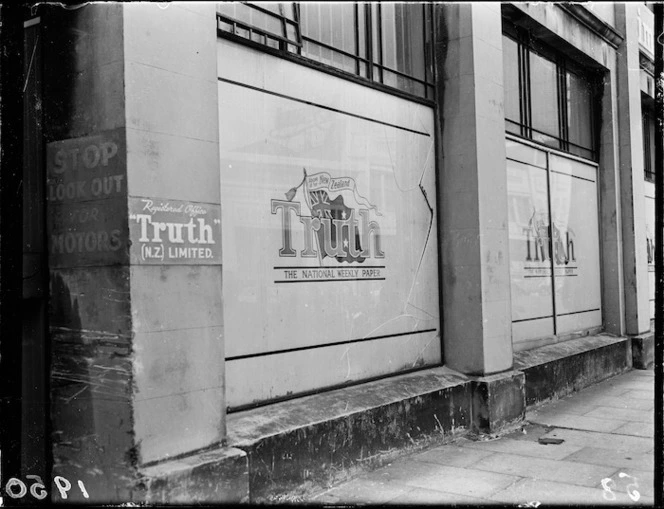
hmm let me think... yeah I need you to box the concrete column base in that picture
[631,333,654,369]
[140,447,249,504]
[470,371,526,434]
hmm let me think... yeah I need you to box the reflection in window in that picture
[503,35,521,135]
[643,108,655,182]
[566,71,594,159]
[529,51,559,148]
[217,2,435,100]
[301,3,356,73]
[379,3,426,97]
[502,20,598,161]
[217,2,299,51]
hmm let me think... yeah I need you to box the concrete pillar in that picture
[597,45,627,336]
[615,3,652,335]
[44,3,224,503]
[123,2,225,467]
[436,3,513,375]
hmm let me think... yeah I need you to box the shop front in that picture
[507,138,602,351]
[217,38,441,409]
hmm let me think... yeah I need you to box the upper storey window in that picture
[217,2,435,100]
[502,21,600,160]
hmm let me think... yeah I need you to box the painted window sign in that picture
[644,183,655,318]
[218,38,440,408]
[507,140,601,351]
[523,209,577,277]
[128,197,221,265]
[272,169,385,283]
[46,129,128,268]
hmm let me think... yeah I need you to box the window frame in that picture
[216,2,436,104]
[643,103,656,182]
[502,21,600,161]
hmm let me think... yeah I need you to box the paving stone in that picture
[583,406,653,424]
[582,396,653,411]
[310,477,412,505]
[305,370,655,506]
[527,411,627,433]
[538,399,598,416]
[387,486,485,505]
[575,385,631,398]
[364,460,519,498]
[489,478,653,506]
[621,390,652,400]
[612,421,654,438]
[459,436,585,461]
[538,428,652,453]
[561,446,653,471]
[412,444,496,468]
[489,478,618,505]
[471,452,618,487]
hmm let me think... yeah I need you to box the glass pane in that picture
[645,183,656,319]
[649,112,656,174]
[425,4,434,84]
[301,2,354,54]
[507,157,555,350]
[383,69,425,98]
[380,3,425,80]
[549,155,601,334]
[303,41,355,73]
[566,71,594,157]
[643,111,656,180]
[217,51,440,407]
[253,2,283,16]
[529,51,560,142]
[357,4,366,60]
[301,3,356,72]
[503,35,520,125]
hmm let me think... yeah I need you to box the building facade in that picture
[14,2,657,503]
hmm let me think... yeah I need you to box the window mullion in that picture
[520,34,532,139]
[557,58,569,152]
[422,3,428,99]
[354,3,360,76]
[365,4,373,80]
[293,3,302,55]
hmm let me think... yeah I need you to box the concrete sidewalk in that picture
[308,369,655,506]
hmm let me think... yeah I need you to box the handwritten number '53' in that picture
[618,472,640,502]
[601,473,640,502]
[601,478,616,501]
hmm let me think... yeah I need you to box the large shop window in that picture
[502,23,599,161]
[643,101,656,319]
[217,39,440,410]
[216,2,435,100]
[506,139,602,351]
[643,107,656,182]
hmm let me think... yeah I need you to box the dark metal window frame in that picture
[217,2,435,101]
[503,21,600,161]
[643,105,655,182]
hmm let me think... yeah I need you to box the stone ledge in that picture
[514,334,632,406]
[470,370,526,434]
[139,446,249,504]
[226,366,473,501]
[631,332,654,370]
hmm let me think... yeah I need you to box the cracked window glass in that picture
[218,40,440,409]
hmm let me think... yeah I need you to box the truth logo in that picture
[524,210,576,265]
[271,168,384,264]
